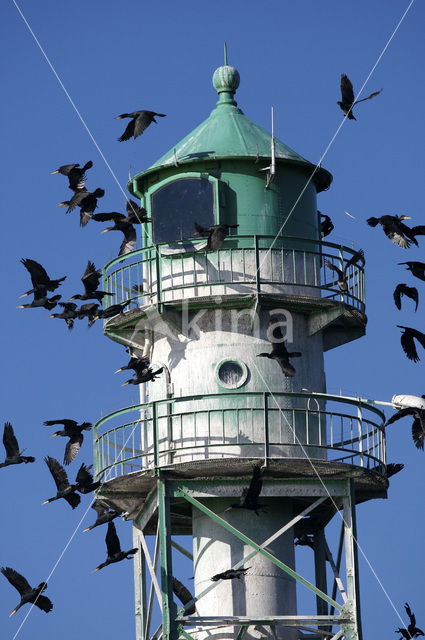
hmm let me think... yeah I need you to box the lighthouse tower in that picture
[94,60,387,640]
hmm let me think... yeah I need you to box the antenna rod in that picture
[224,42,228,65]
[270,105,276,176]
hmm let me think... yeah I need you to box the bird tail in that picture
[366,217,380,227]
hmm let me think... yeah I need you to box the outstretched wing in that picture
[105,521,121,556]
[44,419,77,429]
[385,407,417,426]
[44,456,69,490]
[64,434,84,465]
[3,422,20,457]
[118,119,136,142]
[340,74,355,104]
[344,249,365,272]
[92,499,108,516]
[118,226,137,256]
[325,260,344,280]
[394,284,419,312]
[400,330,420,362]
[76,463,94,486]
[21,259,50,288]
[244,466,263,508]
[172,577,195,614]
[1,567,32,596]
[35,594,53,613]
[92,212,125,223]
[194,222,209,235]
[412,418,425,450]
[126,200,149,223]
[82,261,101,295]
[353,88,382,105]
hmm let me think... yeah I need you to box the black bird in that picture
[394,284,419,312]
[42,456,81,509]
[125,199,151,223]
[49,302,79,330]
[1,567,52,617]
[69,261,113,302]
[194,222,239,251]
[211,568,249,582]
[58,187,105,227]
[337,74,382,119]
[294,534,315,549]
[257,325,301,377]
[43,419,92,465]
[93,202,152,257]
[398,262,425,282]
[397,602,424,639]
[77,302,99,327]
[173,578,195,615]
[75,463,101,494]
[397,326,425,364]
[325,249,365,292]
[386,400,425,451]
[0,422,35,468]
[93,521,138,572]
[371,462,404,479]
[318,212,334,238]
[17,290,61,311]
[226,466,264,515]
[115,355,150,376]
[367,216,425,249]
[122,367,164,386]
[115,110,166,141]
[20,258,66,298]
[83,500,121,532]
[51,161,93,191]
[94,300,131,320]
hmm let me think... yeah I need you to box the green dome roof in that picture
[141,64,332,192]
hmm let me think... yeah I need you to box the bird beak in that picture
[114,368,123,373]
[224,506,232,512]
[17,306,25,309]
[93,567,100,572]
[69,297,76,301]
[42,500,49,505]
[101,229,109,234]
[121,381,130,386]
[51,170,60,174]
[398,263,407,266]
[9,609,17,617]
[114,115,124,119]
[57,203,67,207]
[82,527,90,532]
[51,434,58,438]
[19,293,29,298]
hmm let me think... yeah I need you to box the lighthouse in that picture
[94,59,387,640]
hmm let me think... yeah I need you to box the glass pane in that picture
[218,361,243,386]
[151,178,214,244]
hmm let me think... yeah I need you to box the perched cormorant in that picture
[17,290,61,311]
[337,74,382,119]
[115,110,166,141]
[397,326,425,363]
[1,567,52,617]
[83,500,121,532]
[20,258,66,297]
[396,602,424,639]
[194,222,239,251]
[42,456,81,509]
[43,419,92,465]
[367,216,425,249]
[49,302,79,330]
[76,302,99,327]
[226,466,264,515]
[93,521,138,571]
[0,422,35,468]
[398,262,425,282]
[122,367,164,386]
[75,463,101,494]
[257,325,301,377]
[69,261,113,302]
[58,187,105,227]
[173,578,195,615]
[115,355,150,376]
[94,300,131,320]
[386,399,425,451]
[318,212,334,238]
[51,161,93,191]
[211,568,249,581]
[394,284,419,312]
[325,249,365,292]
[294,534,315,549]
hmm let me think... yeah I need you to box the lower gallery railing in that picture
[93,391,385,480]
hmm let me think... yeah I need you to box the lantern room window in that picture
[151,178,214,244]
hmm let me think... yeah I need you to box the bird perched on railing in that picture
[43,418,92,465]
[83,500,121,532]
[386,398,425,451]
[1,567,52,617]
[318,212,334,238]
[325,249,365,292]
[115,110,166,141]
[397,326,425,364]
[367,216,425,249]
[194,222,239,251]
[257,325,301,377]
[337,74,382,120]
[42,456,81,509]
[75,463,101,494]
[211,567,249,581]
[226,465,264,515]
[20,258,66,298]
[396,602,424,639]
[76,302,99,327]
[51,161,93,190]
[122,367,164,386]
[393,284,419,312]
[173,578,196,615]
[0,422,35,469]
[93,521,138,572]
[398,261,425,282]
[49,302,79,330]
[58,187,105,227]
[69,261,113,303]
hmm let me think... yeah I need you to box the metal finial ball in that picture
[212,65,240,94]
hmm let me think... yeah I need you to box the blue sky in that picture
[1,1,424,638]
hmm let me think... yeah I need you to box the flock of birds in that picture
[3,81,422,633]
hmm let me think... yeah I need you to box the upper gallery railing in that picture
[93,391,385,481]
[102,236,365,312]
